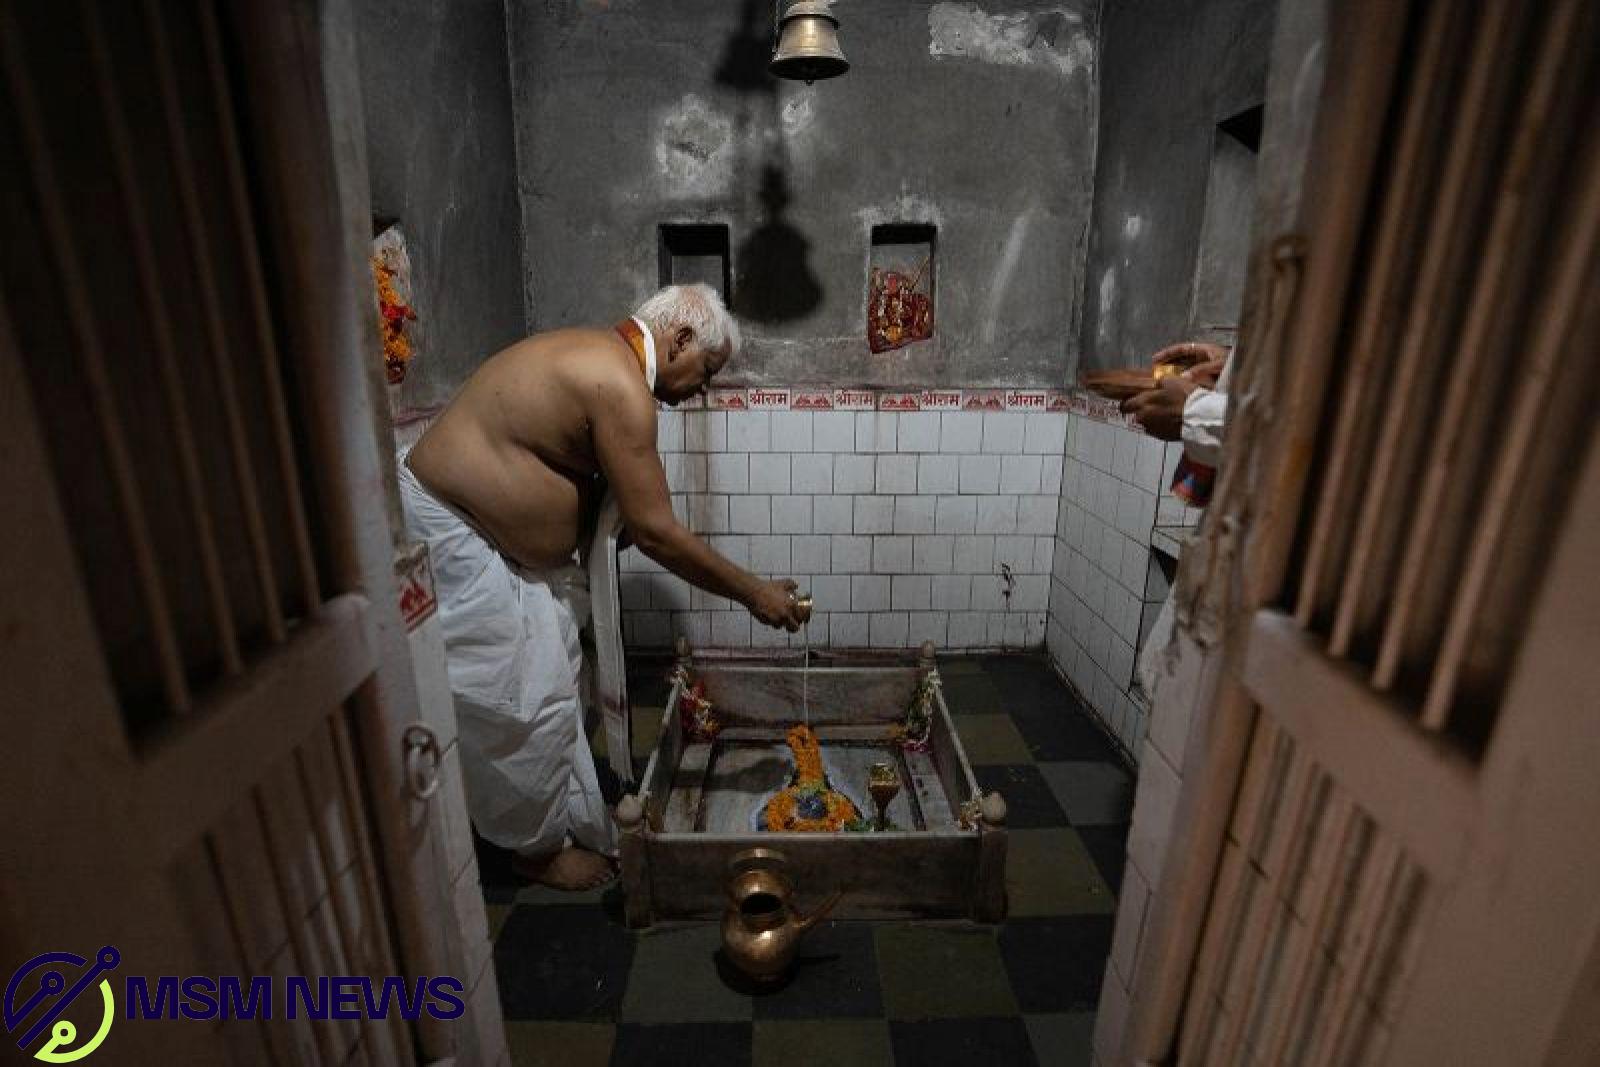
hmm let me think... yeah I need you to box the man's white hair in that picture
[634,284,742,358]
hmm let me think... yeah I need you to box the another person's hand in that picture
[746,578,806,632]
[1151,341,1228,378]
[1183,356,1227,389]
[1121,376,1200,442]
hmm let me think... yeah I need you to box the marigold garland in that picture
[371,253,416,384]
[762,725,862,833]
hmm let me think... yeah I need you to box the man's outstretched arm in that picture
[590,382,804,631]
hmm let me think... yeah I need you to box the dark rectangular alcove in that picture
[1189,104,1263,336]
[869,224,937,281]
[868,224,937,352]
[659,223,731,298]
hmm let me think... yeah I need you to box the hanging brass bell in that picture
[769,0,849,82]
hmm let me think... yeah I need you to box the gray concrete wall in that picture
[506,0,1100,389]
[355,0,527,410]
[1078,0,1275,371]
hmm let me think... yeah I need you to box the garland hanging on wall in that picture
[371,250,417,384]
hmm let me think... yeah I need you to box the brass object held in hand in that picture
[788,590,814,624]
[868,760,902,831]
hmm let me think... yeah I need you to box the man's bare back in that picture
[407,327,644,570]
[400,293,807,891]
[408,316,803,630]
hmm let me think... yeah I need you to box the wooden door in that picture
[1119,0,1600,1063]
[0,2,462,1062]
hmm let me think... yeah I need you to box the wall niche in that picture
[1187,104,1263,344]
[868,224,936,353]
[658,223,731,299]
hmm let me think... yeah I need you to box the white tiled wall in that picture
[1045,407,1201,763]
[403,603,508,1067]
[620,407,1067,652]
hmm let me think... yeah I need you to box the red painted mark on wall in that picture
[396,547,437,632]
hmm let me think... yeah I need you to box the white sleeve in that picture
[1181,389,1227,467]
[1180,358,1232,467]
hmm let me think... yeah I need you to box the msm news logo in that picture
[5,945,465,1061]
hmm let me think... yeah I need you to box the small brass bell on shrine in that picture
[770,0,849,83]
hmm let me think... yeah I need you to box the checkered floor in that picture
[479,654,1133,1066]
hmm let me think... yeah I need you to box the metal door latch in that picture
[402,724,442,801]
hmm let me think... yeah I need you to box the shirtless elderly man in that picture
[400,284,805,889]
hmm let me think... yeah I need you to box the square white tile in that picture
[730,495,771,534]
[896,412,942,453]
[771,495,811,534]
[917,454,959,494]
[683,410,727,453]
[1111,426,1141,482]
[769,411,812,452]
[656,410,685,453]
[912,534,954,574]
[947,611,988,648]
[749,535,791,574]
[811,411,855,451]
[891,575,932,610]
[791,453,833,494]
[855,412,897,453]
[1001,453,1044,494]
[893,496,936,534]
[851,574,890,612]
[939,411,983,453]
[993,534,1033,572]
[935,494,977,534]
[876,454,918,495]
[975,494,1019,534]
[959,454,1002,494]
[708,452,748,494]
[808,574,851,610]
[1024,412,1067,455]
[791,534,831,574]
[981,412,1026,454]
[727,411,771,453]
[750,453,791,494]
[1017,495,1059,535]
[853,495,894,534]
[1041,454,1064,495]
[869,612,910,648]
[712,610,750,646]
[830,612,869,647]
[813,494,853,533]
[952,534,995,574]
[834,453,875,494]
[931,574,971,610]
[663,452,707,493]
[872,535,914,574]
[831,535,872,573]
[907,611,949,647]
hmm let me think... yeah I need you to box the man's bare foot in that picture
[512,846,616,891]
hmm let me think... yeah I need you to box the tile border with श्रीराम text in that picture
[682,387,1128,424]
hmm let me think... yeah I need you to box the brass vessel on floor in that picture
[720,848,841,983]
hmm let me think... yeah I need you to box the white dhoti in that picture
[398,459,617,858]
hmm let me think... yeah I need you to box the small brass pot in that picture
[792,592,814,624]
[720,848,840,983]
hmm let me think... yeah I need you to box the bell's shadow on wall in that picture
[735,166,824,324]
[715,0,775,93]
[716,0,825,325]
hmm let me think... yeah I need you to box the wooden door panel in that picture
[0,2,442,1062]
[1160,0,1600,1062]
